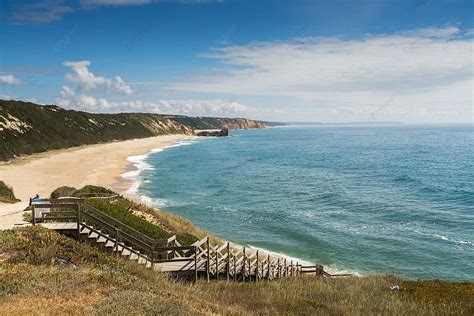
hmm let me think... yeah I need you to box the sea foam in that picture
[121,139,199,197]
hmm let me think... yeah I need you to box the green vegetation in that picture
[50,186,77,199]
[0,227,472,315]
[86,199,173,241]
[400,279,474,312]
[86,195,199,245]
[74,185,115,197]
[0,100,273,161]
[10,185,471,314]
[0,181,18,203]
[47,185,200,245]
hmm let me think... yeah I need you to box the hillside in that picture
[0,100,273,161]
[1,183,471,315]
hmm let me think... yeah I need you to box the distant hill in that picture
[165,115,272,130]
[0,100,272,161]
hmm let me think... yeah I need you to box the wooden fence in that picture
[31,198,345,282]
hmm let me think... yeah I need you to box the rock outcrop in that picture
[196,128,229,137]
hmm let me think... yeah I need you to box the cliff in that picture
[0,100,274,161]
[164,116,274,130]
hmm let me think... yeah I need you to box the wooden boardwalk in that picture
[31,198,338,281]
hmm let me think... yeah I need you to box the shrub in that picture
[50,186,77,199]
[0,180,18,202]
[74,185,114,197]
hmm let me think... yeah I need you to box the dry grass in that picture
[0,227,472,315]
[194,275,473,315]
[131,200,223,245]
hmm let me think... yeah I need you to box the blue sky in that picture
[0,0,473,123]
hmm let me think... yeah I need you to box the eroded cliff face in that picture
[212,118,268,130]
[137,117,194,135]
[165,116,274,131]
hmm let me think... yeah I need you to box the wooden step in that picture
[80,227,91,235]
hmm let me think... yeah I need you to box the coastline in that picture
[117,137,200,201]
[120,137,355,275]
[0,131,353,275]
[113,135,316,269]
[0,134,194,204]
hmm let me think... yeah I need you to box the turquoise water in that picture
[135,125,473,281]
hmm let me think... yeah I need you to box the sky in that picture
[0,0,473,123]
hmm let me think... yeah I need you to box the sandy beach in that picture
[0,135,193,228]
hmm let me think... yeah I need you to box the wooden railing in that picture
[31,198,345,282]
[184,236,303,282]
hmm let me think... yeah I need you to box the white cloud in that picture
[63,60,133,94]
[148,99,252,117]
[161,26,473,123]
[57,85,252,117]
[0,74,22,85]
[57,85,111,110]
[113,76,134,95]
[58,59,251,117]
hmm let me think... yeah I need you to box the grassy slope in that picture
[55,185,209,245]
[86,195,217,246]
[0,100,274,161]
[0,227,472,315]
[0,181,18,203]
[59,184,202,245]
[8,186,473,314]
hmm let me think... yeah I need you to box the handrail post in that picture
[114,228,120,257]
[277,258,281,278]
[206,238,210,282]
[215,246,219,280]
[226,242,230,282]
[233,252,237,281]
[76,204,81,240]
[194,246,198,283]
[267,255,271,280]
[32,203,36,226]
[248,257,251,282]
[256,250,259,282]
[242,247,246,282]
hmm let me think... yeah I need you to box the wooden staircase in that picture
[31,197,320,282]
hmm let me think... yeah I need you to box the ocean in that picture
[127,124,473,281]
